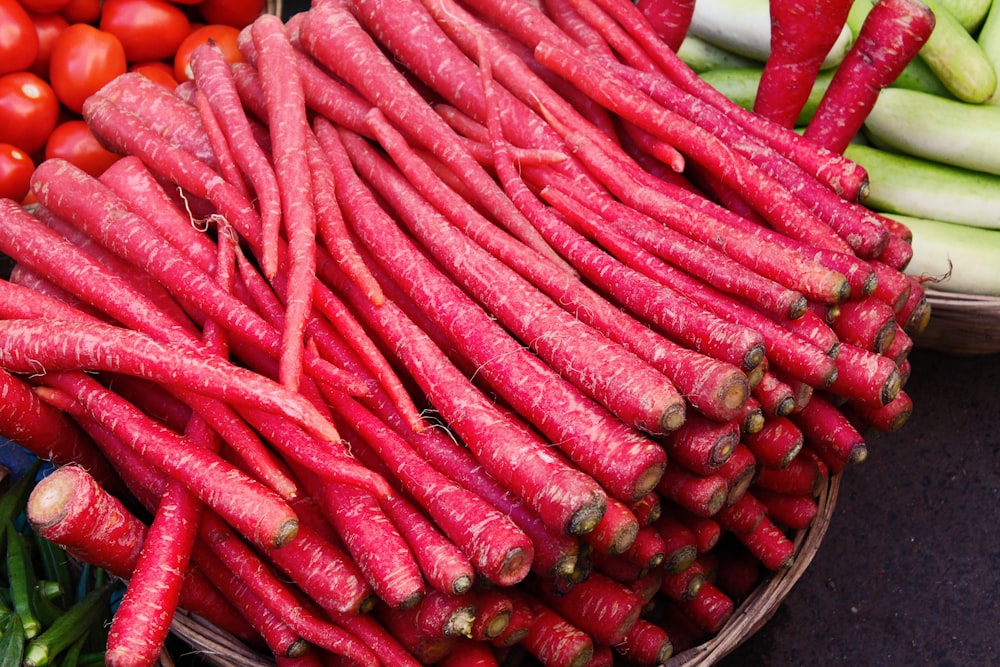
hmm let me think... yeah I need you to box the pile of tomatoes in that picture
[0,0,267,201]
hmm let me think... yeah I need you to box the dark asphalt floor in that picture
[720,347,1000,667]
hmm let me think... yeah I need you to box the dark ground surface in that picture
[719,346,1000,667]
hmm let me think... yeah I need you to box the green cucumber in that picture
[863,87,1000,175]
[891,213,1000,296]
[918,0,997,103]
[844,143,1000,228]
[934,0,992,33]
[675,35,762,74]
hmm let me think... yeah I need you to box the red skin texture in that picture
[755,0,855,128]
[744,416,805,470]
[537,571,644,646]
[326,390,536,587]
[617,617,674,665]
[804,0,936,154]
[197,512,380,666]
[299,1,564,269]
[791,393,867,473]
[636,0,694,50]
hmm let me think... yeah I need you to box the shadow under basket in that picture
[165,475,842,667]
[912,289,1000,356]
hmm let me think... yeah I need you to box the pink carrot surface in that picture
[636,0,694,50]
[755,0,854,127]
[804,0,936,154]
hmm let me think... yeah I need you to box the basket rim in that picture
[664,473,842,666]
[168,474,843,667]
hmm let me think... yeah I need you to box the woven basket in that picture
[912,289,1000,355]
[665,473,841,666]
[166,475,842,667]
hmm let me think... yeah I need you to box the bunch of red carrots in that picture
[0,0,936,664]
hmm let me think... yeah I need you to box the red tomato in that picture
[99,0,192,63]
[129,60,179,89]
[173,23,243,82]
[59,0,102,24]
[0,71,60,155]
[0,143,34,202]
[49,24,128,114]
[197,0,267,29]
[18,0,72,12]
[45,119,121,176]
[0,0,39,76]
[28,11,70,79]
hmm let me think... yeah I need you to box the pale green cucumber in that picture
[687,0,853,68]
[976,0,1000,105]
[675,35,762,74]
[889,213,1000,296]
[919,0,997,103]
[863,87,1000,175]
[844,143,1000,229]
[933,0,992,33]
[699,68,834,125]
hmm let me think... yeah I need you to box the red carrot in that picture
[832,296,899,354]
[92,72,216,165]
[744,416,805,470]
[755,0,854,127]
[667,505,721,555]
[716,442,759,506]
[0,315,337,444]
[261,524,376,617]
[0,367,119,489]
[635,0,694,50]
[621,525,669,571]
[582,496,641,556]
[372,603,457,664]
[754,450,828,497]
[536,572,643,646]
[679,580,735,634]
[364,106,748,425]
[656,466,727,518]
[650,513,699,574]
[296,466,427,610]
[615,617,674,666]
[754,488,820,531]
[847,389,913,433]
[26,465,259,645]
[189,41,282,269]
[735,514,797,571]
[659,558,706,602]
[713,492,768,535]
[629,492,662,527]
[663,414,741,477]
[325,388,536,587]
[804,0,936,153]
[752,369,797,419]
[330,612,424,667]
[439,638,500,667]
[250,14,317,391]
[106,477,204,667]
[41,370,300,549]
[378,591,476,639]
[517,593,595,667]
[299,1,568,271]
[197,512,380,667]
[340,120,687,442]
[828,341,902,407]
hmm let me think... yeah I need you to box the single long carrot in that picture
[804,0,936,154]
